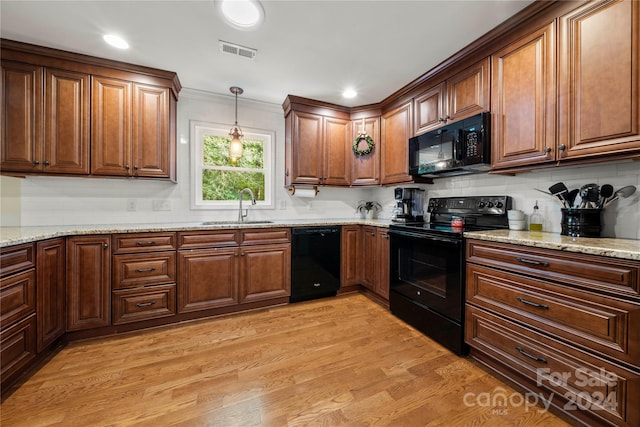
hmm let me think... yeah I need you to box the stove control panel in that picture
[427,196,511,215]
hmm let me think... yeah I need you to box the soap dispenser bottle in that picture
[529,200,543,231]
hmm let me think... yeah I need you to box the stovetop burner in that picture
[390,195,511,237]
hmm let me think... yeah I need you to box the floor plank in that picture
[1,294,570,426]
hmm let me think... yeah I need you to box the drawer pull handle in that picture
[135,267,156,273]
[136,241,157,246]
[517,257,549,267]
[136,301,156,308]
[516,297,549,309]
[515,346,547,364]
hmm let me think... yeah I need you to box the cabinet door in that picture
[380,101,413,184]
[351,117,380,185]
[376,229,390,300]
[239,243,291,303]
[491,22,556,170]
[177,248,238,312]
[36,238,65,352]
[44,68,90,174]
[1,61,43,173]
[340,225,362,287]
[323,116,350,186]
[92,76,131,176]
[414,82,446,135]
[66,236,111,331]
[559,0,640,159]
[361,226,377,290]
[447,57,490,122]
[290,111,323,185]
[132,83,170,178]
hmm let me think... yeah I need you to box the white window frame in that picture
[190,120,274,210]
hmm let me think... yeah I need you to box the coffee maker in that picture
[392,187,425,223]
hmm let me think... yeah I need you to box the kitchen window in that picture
[191,121,274,209]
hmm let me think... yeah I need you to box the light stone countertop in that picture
[464,229,640,261]
[0,219,392,248]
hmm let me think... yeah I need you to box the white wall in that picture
[2,88,639,239]
[8,89,373,227]
[371,160,640,240]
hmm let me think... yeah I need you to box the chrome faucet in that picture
[238,188,256,222]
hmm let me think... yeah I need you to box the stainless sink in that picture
[200,220,274,225]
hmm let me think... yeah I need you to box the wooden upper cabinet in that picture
[558,0,640,160]
[290,110,323,185]
[414,82,446,135]
[44,69,90,174]
[132,84,171,178]
[381,101,413,185]
[323,116,351,185]
[351,116,380,186]
[0,61,42,173]
[1,40,180,180]
[92,77,131,176]
[414,58,489,135]
[491,22,557,170]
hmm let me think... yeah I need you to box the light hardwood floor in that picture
[1,294,570,426]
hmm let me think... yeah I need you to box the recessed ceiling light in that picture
[342,89,357,99]
[217,0,264,30]
[103,34,129,49]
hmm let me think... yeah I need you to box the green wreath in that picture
[353,133,375,156]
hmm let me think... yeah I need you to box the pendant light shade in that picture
[229,86,244,162]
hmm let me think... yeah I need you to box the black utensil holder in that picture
[560,208,603,237]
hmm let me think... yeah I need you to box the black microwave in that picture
[409,112,490,178]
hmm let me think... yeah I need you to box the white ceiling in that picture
[0,0,534,107]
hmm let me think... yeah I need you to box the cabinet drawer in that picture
[112,284,176,325]
[0,270,35,328]
[467,264,640,366]
[0,243,35,278]
[466,306,640,427]
[112,252,176,289]
[0,313,36,388]
[466,240,640,298]
[178,230,238,249]
[240,228,290,245]
[112,232,177,253]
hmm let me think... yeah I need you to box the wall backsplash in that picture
[372,160,640,240]
[1,88,638,240]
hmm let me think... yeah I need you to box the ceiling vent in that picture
[219,40,257,60]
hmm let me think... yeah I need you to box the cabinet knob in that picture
[544,147,551,153]
[125,164,130,170]
[438,117,445,122]
[32,160,40,166]
[444,115,451,121]
[103,243,109,249]
[558,144,566,151]
[43,160,50,166]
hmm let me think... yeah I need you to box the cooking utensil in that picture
[598,184,614,208]
[567,189,579,208]
[586,184,600,208]
[579,183,598,208]
[548,182,569,207]
[603,185,637,208]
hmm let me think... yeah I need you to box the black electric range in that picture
[387,195,511,355]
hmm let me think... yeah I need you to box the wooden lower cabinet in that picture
[465,239,640,426]
[177,248,239,312]
[0,314,36,389]
[361,226,390,301]
[36,238,65,352]
[340,225,362,287]
[66,236,111,331]
[239,243,291,304]
[112,284,176,324]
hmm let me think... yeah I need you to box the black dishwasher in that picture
[290,226,341,303]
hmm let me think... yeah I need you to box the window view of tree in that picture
[202,135,265,201]
[191,121,273,209]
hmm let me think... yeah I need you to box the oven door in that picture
[388,229,464,322]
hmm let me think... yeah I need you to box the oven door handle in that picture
[387,229,461,247]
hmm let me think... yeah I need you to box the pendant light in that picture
[228,86,244,163]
